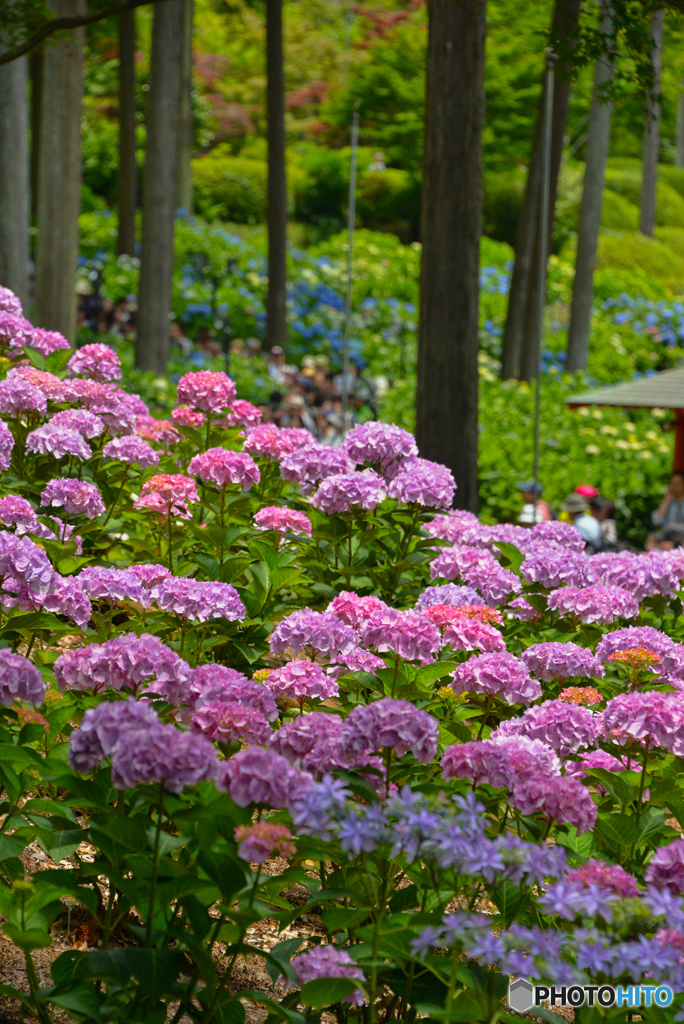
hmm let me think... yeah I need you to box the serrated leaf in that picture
[300,977,361,1008]
[594,811,642,850]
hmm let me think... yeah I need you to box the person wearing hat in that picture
[575,484,599,499]
[563,493,602,548]
[517,482,552,525]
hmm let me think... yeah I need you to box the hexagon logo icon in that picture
[508,978,534,1013]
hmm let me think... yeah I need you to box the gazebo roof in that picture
[567,365,684,410]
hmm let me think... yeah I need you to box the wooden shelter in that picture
[567,365,684,470]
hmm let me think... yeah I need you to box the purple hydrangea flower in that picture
[512,775,597,833]
[423,510,480,544]
[270,712,347,772]
[191,700,272,746]
[41,574,92,628]
[49,408,104,439]
[102,435,159,468]
[521,544,588,589]
[546,584,639,624]
[646,841,684,894]
[280,443,354,494]
[0,495,38,534]
[69,698,160,772]
[264,660,339,701]
[77,566,145,605]
[67,343,122,382]
[588,550,680,601]
[40,478,105,519]
[25,424,92,461]
[0,288,23,316]
[128,563,172,588]
[0,418,14,471]
[342,421,418,475]
[293,946,365,1006]
[312,469,387,514]
[520,641,604,681]
[415,583,481,609]
[215,746,313,808]
[269,609,357,658]
[0,650,45,706]
[0,374,47,415]
[189,663,278,721]
[23,328,71,359]
[492,699,600,756]
[530,520,586,552]
[430,546,521,605]
[0,531,55,595]
[387,457,455,509]
[441,735,560,788]
[151,577,245,622]
[602,690,684,756]
[188,448,260,490]
[112,721,217,791]
[450,652,541,705]
[361,608,442,664]
[339,697,438,762]
[596,626,684,682]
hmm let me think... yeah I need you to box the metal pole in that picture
[532,50,557,521]
[341,107,359,420]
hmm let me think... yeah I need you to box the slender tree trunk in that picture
[117,8,137,256]
[34,0,85,343]
[0,53,29,310]
[135,0,183,373]
[29,51,42,226]
[676,83,684,169]
[501,0,580,380]
[176,0,193,214]
[415,0,485,513]
[640,9,663,237]
[566,2,614,373]
[265,0,287,351]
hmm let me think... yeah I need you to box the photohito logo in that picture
[508,980,674,1012]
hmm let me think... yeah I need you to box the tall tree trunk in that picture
[34,0,85,343]
[640,9,663,237]
[29,51,42,226]
[0,53,29,310]
[676,82,684,169]
[415,0,485,513]
[176,0,193,214]
[500,0,580,380]
[565,2,614,373]
[136,0,183,372]
[117,8,137,256]
[265,0,287,351]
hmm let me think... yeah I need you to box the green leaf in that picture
[638,805,667,840]
[197,849,247,899]
[127,948,185,1000]
[0,742,43,769]
[556,824,596,861]
[46,982,102,1019]
[388,885,419,913]
[264,938,304,984]
[240,990,306,1024]
[0,833,28,862]
[491,880,532,924]
[594,811,642,850]
[300,977,362,1008]
[415,662,458,686]
[493,541,524,574]
[3,923,51,951]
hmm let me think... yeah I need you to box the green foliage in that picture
[192,154,269,224]
[482,168,526,247]
[596,232,684,294]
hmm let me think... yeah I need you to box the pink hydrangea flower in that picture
[171,406,205,429]
[189,663,278,721]
[0,649,46,707]
[293,946,365,1006]
[546,584,639,624]
[41,575,92,629]
[327,591,388,628]
[221,399,262,428]
[280,443,354,494]
[450,652,541,705]
[19,328,70,359]
[441,735,560,788]
[151,576,245,622]
[253,506,311,535]
[512,775,597,833]
[49,408,104,438]
[442,615,506,653]
[602,690,684,755]
[234,821,295,863]
[361,608,442,664]
[264,660,339,701]
[387,457,455,509]
[67,343,122,382]
[492,699,600,756]
[215,746,313,808]
[77,566,145,605]
[0,374,47,415]
[135,414,179,449]
[0,418,14,471]
[343,421,418,474]
[40,478,105,519]
[188,448,260,490]
[12,366,77,403]
[529,520,586,552]
[566,859,638,898]
[0,311,33,345]
[520,641,604,681]
[25,424,92,461]
[128,563,172,588]
[645,840,684,894]
[0,288,23,316]
[521,544,588,589]
[422,510,480,544]
[596,626,684,683]
[243,423,313,460]
[134,473,198,518]
[0,495,38,533]
[312,469,387,514]
[102,435,159,468]
[191,700,272,746]
[176,370,236,413]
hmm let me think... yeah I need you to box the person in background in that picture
[516,481,552,524]
[646,523,684,550]
[562,493,603,549]
[169,320,193,358]
[590,496,618,550]
[246,338,262,359]
[575,484,599,500]
[368,152,387,171]
[267,346,286,384]
[653,471,684,526]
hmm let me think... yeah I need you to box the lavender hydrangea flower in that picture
[492,699,601,756]
[41,575,92,628]
[646,841,684,894]
[339,698,438,762]
[188,448,260,490]
[422,510,480,544]
[293,946,365,1006]
[102,435,159,468]
[0,495,39,533]
[312,469,387,514]
[191,700,272,746]
[530,520,586,552]
[25,424,92,461]
[264,660,339,701]
[0,531,55,595]
[270,713,347,771]
[450,652,541,705]
[67,343,122,382]
[512,775,597,833]
[128,563,172,588]
[596,626,684,682]
[23,328,70,359]
[188,663,278,721]
[215,746,313,808]
[106,721,217,791]
[520,641,605,681]
[77,566,145,605]
[342,421,418,475]
[521,545,588,589]
[151,577,245,622]
[49,408,104,439]
[0,418,14,471]
[269,609,357,658]
[0,650,45,706]
[588,550,680,601]
[0,287,23,316]
[40,478,105,519]
[602,690,684,756]
[429,546,521,605]
[546,584,639,624]
[441,735,560,788]
[280,443,354,493]
[415,583,481,609]
[387,457,455,509]
[361,608,442,664]
[69,698,160,773]
[0,374,47,416]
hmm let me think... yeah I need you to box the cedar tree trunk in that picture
[176,0,193,214]
[639,9,663,237]
[117,8,137,256]
[265,0,287,351]
[0,52,29,309]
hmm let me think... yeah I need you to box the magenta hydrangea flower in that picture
[293,946,365,1006]
[520,642,605,681]
[0,374,47,416]
[360,608,442,664]
[442,616,506,653]
[102,435,159,468]
[602,691,684,756]
[340,697,438,763]
[41,575,92,629]
[0,418,14,471]
[567,859,638,898]
[342,421,418,475]
[189,663,278,721]
[49,409,104,439]
[422,510,480,544]
[128,563,172,588]
[67,343,122,382]
[521,545,588,589]
[596,626,684,682]
[492,699,600,756]
[40,478,105,519]
[387,457,455,509]
[645,840,684,894]
[20,328,70,359]
[450,652,541,705]
[191,700,272,746]
[151,577,245,622]
[546,584,639,624]
[327,591,388,628]
[0,650,45,707]
[441,735,560,789]
[312,469,387,515]
[243,423,305,460]
[0,287,23,316]
[530,520,586,552]
[280,443,354,493]
[171,406,205,429]
[253,506,312,536]
[221,399,263,428]
[176,370,236,413]
[54,633,191,704]
[26,424,92,461]
[264,660,339,701]
[215,746,313,808]
[269,609,357,658]
[77,566,145,605]
[188,448,260,491]
[512,775,597,833]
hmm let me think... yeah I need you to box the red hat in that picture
[575,484,598,498]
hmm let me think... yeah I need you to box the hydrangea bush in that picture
[1,287,684,1022]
